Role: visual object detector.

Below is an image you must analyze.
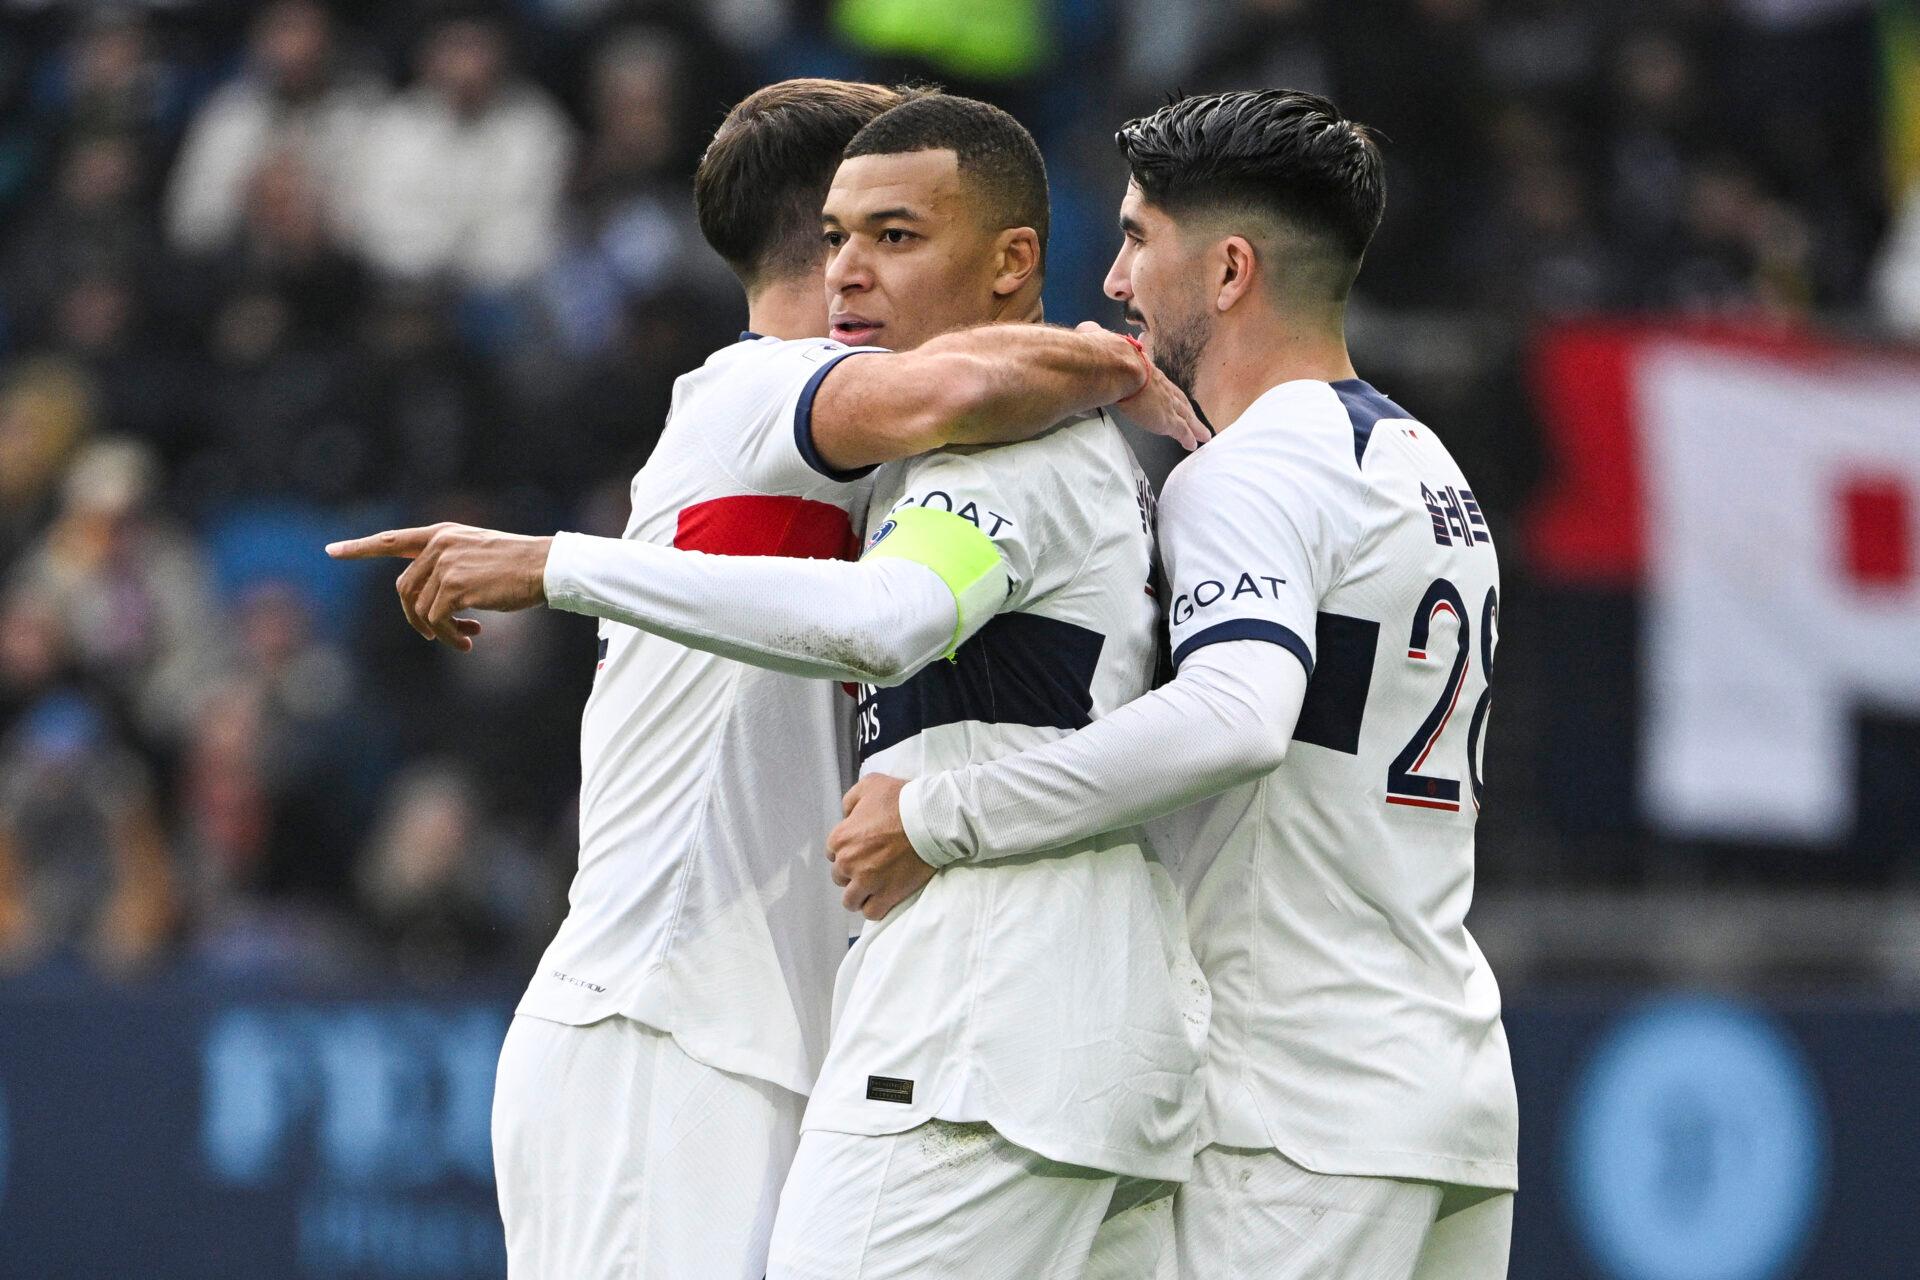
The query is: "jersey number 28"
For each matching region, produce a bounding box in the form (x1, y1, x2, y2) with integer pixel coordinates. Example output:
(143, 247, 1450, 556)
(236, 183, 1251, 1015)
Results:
(1385, 579, 1496, 813)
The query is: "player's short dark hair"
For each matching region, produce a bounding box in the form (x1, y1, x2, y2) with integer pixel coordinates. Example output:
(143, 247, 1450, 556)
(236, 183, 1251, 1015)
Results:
(1117, 90, 1384, 270)
(843, 93, 1050, 258)
(695, 79, 918, 288)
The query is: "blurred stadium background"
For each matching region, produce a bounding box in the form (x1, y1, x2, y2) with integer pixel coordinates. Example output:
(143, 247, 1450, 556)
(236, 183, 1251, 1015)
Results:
(0, 0, 1915, 1276)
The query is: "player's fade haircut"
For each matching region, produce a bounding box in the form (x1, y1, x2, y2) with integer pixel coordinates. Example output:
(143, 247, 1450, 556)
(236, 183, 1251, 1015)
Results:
(696, 79, 919, 289)
(1117, 90, 1384, 286)
(843, 94, 1050, 260)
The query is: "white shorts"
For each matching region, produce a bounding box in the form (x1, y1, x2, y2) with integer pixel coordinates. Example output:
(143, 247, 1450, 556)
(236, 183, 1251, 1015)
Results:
(766, 1121, 1176, 1280)
(492, 1013, 806, 1280)
(1173, 1146, 1512, 1280)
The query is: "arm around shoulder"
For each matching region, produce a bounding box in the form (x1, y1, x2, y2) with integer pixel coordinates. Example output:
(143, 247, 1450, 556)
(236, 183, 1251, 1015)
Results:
(805, 324, 1150, 473)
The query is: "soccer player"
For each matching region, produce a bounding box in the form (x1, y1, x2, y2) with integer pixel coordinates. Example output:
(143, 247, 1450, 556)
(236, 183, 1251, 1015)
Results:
(344, 94, 1210, 1279)
(329, 82, 1203, 1280)
(830, 90, 1521, 1279)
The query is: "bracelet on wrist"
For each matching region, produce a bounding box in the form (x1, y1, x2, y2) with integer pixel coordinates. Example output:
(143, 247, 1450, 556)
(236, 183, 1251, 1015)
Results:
(1121, 334, 1153, 392)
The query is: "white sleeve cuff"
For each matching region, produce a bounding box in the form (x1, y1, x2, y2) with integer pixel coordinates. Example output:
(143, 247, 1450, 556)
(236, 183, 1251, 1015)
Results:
(542, 529, 594, 611)
(900, 775, 966, 869)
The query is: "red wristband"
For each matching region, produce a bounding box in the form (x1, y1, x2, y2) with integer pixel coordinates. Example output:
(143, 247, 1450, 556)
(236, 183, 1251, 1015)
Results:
(1121, 334, 1153, 392)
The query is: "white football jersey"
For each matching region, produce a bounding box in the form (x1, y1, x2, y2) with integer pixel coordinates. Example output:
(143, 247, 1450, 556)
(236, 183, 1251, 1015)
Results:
(1150, 377, 1518, 1191)
(520, 334, 884, 1098)
(803, 414, 1211, 1182)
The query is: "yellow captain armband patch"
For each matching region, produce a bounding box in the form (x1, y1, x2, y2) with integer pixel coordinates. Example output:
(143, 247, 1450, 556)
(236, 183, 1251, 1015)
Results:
(862, 505, 1008, 658)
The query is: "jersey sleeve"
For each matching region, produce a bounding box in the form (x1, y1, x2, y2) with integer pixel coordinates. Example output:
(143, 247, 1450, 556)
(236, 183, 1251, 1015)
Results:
(901, 638, 1309, 867)
(861, 505, 1008, 658)
(874, 429, 1091, 633)
(713, 339, 892, 494)
(1160, 448, 1348, 678)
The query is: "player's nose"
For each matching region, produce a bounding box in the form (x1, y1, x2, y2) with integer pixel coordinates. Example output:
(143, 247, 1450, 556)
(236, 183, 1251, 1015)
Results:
(826, 240, 870, 294)
(1103, 252, 1131, 305)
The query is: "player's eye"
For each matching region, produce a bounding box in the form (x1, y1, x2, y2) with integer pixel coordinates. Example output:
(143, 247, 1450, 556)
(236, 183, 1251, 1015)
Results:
(880, 228, 915, 245)
(823, 230, 845, 248)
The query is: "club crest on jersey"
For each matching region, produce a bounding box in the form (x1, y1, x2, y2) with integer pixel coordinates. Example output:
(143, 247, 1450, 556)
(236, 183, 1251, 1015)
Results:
(1171, 572, 1288, 625)
(866, 519, 898, 552)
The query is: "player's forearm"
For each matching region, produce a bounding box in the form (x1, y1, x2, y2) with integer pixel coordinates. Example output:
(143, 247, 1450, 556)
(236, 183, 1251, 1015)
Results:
(920, 325, 1145, 447)
(812, 325, 1144, 470)
(901, 641, 1308, 866)
(543, 532, 954, 685)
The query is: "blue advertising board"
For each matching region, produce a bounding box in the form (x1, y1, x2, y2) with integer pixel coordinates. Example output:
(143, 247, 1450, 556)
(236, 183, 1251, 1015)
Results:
(0, 982, 1913, 1279)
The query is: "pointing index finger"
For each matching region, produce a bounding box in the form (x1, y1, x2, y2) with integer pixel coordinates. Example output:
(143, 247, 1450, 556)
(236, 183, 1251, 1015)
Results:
(326, 527, 436, 560)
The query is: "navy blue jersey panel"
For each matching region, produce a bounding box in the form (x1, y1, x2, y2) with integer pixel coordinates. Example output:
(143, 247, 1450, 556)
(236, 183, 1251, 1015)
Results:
(857, 612, 1106, 761)
(1291, 610, 1380, 755)
(1330, 378, 1413, 469)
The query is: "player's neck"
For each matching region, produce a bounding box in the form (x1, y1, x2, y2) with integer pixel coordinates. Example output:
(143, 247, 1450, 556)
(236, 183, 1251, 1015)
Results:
(987, 285, 1044, 326)
(1196, 309, 1356, 432)
(745, 277, 830, 342)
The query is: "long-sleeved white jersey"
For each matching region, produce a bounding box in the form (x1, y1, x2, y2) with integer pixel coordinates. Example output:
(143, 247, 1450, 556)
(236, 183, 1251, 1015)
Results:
(520, 334, 881, 1098)
(803, 415, 1209, 1181)
(540, 411, 1211, 1181)
(902, 378, 1519, 1191)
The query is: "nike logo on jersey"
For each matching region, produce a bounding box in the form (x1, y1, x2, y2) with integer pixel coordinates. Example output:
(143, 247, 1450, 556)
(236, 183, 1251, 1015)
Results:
(1170, 572, 1288, 626)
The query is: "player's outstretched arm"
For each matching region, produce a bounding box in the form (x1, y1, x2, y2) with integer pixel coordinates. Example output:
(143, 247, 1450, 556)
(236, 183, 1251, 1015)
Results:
(328, 511, 1009, 685)
(809, 322, 1209, 471)
(536, 509, 1004, 685)
(828, 640, 1309, 913)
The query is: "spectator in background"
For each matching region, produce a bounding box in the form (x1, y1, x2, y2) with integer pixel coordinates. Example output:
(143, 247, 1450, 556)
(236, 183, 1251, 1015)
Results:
(516, 26, 734, 490)
(2, 126, 194, 455)
(351, 281, 504, 496)
(538, 26, 727, 359)
(50, 8, 183, 158)
(352, 8, 574, 290)
(179, 584, 375, 976)
(1664, 157, 1795, 315)
(0, 589, 85, 747)
(3, 132, 154, 343)
(186, 149, 371, 507)
(8, 439, 226, 746)
(0, 690, 177, 977)
(0, 359, 95, 563)
(165, 0, 386, 256)
(357, 760, 549, 982)
(180, 584, 366, 905)
(1463, 106, 1617, 314)
(1602, 29, 1701, 277)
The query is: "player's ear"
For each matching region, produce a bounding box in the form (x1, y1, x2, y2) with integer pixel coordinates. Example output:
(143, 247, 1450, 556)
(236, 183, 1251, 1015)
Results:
(1215, 235, 1257, 313)
(990, 227, 1041, 298)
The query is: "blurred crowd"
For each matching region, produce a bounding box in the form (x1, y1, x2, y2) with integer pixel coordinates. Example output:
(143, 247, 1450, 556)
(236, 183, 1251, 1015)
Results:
(0, 0, 1899, 983)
